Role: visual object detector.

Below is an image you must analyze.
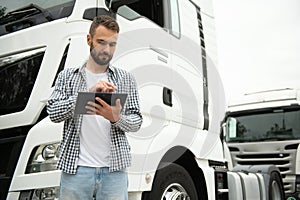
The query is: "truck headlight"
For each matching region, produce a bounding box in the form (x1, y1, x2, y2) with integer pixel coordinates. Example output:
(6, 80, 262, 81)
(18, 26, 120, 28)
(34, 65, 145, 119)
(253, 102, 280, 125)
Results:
(26, 143, 60, 173)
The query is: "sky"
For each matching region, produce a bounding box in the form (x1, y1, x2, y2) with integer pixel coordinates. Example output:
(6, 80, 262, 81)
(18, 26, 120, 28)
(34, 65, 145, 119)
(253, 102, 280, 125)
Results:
(212, 0, 300, 103)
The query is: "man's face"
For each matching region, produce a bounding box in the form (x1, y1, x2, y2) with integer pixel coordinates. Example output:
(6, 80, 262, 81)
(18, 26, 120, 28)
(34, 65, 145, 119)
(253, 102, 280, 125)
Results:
(88, 25, 118, 66)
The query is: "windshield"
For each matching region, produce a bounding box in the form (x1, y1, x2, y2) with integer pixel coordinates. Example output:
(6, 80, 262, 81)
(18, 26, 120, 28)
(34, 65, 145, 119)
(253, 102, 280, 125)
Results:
(1, 0, 76, 13)
(0, 0, 75, 36)
(226, 107, 300, 142)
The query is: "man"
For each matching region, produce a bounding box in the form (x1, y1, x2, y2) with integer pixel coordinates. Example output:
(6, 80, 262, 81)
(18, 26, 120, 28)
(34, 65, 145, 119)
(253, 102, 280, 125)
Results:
(47, 15, 143, 200)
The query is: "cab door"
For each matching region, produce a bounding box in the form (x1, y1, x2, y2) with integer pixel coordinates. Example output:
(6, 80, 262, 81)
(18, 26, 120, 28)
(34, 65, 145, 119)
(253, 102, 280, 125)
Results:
(112, 0, 173, 127)
(170, 0, 205, 129)
(110, 0, 174, 190)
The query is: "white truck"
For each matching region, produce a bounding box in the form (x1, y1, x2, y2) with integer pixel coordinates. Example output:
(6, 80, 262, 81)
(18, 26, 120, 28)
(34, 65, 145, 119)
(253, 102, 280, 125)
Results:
(224, 88, 300, 200)
(0, 0, 285, 199)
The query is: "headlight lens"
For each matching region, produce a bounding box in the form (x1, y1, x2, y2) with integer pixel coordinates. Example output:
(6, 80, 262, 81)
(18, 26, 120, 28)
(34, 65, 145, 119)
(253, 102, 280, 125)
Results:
(26, 143, 60, 173)
(42, 144, 57, 160)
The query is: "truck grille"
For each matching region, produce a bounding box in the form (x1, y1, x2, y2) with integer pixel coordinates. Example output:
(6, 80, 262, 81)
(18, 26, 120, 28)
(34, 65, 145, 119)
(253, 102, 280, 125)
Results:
(228, 141, 299, 193)
(0, 128, 27, 200)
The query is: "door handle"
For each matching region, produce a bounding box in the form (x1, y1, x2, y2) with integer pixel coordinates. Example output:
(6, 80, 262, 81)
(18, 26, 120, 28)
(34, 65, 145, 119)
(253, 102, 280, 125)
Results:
(163, 87, 173, 107)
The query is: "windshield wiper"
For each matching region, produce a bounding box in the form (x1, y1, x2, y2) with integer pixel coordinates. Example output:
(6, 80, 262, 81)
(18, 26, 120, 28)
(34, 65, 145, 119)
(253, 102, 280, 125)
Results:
(0, 4, 53, 25)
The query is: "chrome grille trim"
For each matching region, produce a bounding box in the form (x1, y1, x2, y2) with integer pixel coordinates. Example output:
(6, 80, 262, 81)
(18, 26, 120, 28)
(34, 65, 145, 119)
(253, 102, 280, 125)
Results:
(228, 141, 300, 193)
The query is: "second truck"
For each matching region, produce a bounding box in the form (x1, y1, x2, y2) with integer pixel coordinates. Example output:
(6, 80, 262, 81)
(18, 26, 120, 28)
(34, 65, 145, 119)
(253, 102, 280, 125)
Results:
(224, 88, 300, 200)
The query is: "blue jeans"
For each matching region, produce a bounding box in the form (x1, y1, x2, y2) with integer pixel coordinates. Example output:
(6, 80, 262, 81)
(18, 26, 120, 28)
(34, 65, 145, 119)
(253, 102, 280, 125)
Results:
(60, 166, 128, 200)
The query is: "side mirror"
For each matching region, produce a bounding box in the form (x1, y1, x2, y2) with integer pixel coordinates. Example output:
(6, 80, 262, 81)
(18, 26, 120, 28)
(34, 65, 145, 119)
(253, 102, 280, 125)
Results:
(109, 0, 139, 12)
(225, 117, 237, 141)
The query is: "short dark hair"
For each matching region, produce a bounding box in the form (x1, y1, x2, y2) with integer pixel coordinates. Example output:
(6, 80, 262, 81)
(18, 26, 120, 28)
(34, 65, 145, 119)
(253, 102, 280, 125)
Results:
(89, 15, 119, 37)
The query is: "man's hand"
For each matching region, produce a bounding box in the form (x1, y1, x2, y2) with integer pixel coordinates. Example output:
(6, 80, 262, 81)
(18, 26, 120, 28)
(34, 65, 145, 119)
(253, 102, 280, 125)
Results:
(89, 80, 117, 92)
(85, 97, 122, 122)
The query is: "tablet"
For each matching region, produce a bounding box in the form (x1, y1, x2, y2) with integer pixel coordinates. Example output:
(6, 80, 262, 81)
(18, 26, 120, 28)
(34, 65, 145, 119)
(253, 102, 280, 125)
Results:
(74, 92, 128, 114)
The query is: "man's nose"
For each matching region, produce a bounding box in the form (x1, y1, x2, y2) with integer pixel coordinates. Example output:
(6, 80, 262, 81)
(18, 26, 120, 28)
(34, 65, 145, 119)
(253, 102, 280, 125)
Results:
(102, 43, 112, 51)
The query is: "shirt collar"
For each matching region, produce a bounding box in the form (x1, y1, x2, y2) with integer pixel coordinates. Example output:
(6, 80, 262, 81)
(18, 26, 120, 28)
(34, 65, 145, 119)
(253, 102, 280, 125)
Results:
(75, 63, 116, 77)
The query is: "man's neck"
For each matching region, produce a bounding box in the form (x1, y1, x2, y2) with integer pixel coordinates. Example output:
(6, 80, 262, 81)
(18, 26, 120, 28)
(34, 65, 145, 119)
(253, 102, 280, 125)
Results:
(86, 57, 108, 74)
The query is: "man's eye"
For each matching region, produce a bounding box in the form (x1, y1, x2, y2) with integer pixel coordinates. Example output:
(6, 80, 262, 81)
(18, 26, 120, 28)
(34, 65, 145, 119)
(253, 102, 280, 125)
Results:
(109, 43, 116, 47)
(99, 41, 107, 45)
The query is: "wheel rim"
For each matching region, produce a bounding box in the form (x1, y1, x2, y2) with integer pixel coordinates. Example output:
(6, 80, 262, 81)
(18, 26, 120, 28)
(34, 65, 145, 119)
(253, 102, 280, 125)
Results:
(161, 183, 190, 200)
(271, 180, 281, 200)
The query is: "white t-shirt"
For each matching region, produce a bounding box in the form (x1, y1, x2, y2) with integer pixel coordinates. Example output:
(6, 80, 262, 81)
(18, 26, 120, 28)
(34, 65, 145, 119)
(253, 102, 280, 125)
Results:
(78, 68, 111, 167)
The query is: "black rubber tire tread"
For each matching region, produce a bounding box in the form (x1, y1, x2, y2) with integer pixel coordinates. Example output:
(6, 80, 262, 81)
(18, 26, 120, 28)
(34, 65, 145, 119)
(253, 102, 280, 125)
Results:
(269, 171, 285, 200)
(143, 163, 198, 200)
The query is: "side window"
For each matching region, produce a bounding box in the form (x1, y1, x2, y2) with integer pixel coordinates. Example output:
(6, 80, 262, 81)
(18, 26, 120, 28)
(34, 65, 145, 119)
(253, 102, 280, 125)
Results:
(117, 0, 180, 37)
(169, 0, 180, 37)
(126, 0, 164, 27)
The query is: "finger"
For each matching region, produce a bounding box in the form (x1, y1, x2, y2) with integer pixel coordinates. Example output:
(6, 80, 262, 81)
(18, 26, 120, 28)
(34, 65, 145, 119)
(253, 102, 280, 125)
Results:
(86, 110, 96, 115)
(102, 87, 114, 93)
(111, 99, 121, 122)
(107, 87, 116, 93)
(95, 97, 109, 107)
(95, 81, 110, 92)
(85, 105, 96, 114)
(86, 101, 102, 112)
(86, 101, 98, 107)
(97, 84, 115, 92)
(104, 81, 117, 89)
(113, 99, 122, 113)
(115, 99, 121, 108)
(103, 82, 117, 91)
(85, 103, 103, 115)
(98, 80, 114, 88)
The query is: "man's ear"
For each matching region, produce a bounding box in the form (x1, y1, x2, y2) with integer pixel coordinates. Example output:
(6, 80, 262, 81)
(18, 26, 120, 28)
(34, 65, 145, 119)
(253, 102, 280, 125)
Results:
(87, 34, 92, 46)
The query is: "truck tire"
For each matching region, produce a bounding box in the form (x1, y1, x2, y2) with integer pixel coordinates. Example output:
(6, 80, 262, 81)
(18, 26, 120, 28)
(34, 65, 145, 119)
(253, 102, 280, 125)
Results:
(143, 163, 199, 200)
(269, 172, 285, 200)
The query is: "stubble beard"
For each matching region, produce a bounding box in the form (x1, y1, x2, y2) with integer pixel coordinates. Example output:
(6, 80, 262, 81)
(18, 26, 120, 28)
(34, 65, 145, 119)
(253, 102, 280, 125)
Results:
(90, 42, 113, 66)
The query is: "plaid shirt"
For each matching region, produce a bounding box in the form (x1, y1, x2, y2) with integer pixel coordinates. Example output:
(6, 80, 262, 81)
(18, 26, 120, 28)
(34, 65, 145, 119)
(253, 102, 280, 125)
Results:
(47, 65, 142, 174)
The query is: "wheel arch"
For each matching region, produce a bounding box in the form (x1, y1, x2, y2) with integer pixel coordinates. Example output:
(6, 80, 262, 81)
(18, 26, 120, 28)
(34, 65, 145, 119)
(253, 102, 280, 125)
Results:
(151, 145, 208, 199)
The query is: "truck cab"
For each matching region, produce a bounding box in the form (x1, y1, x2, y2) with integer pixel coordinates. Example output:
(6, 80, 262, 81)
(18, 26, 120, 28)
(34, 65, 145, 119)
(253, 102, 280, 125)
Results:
(0, 0, 226, 199)
(224, 88, 300, 199)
